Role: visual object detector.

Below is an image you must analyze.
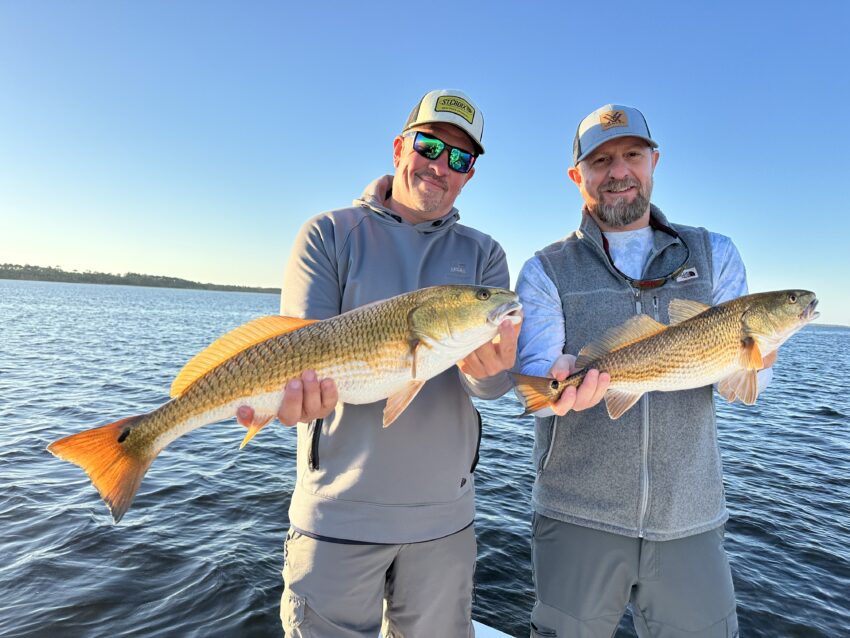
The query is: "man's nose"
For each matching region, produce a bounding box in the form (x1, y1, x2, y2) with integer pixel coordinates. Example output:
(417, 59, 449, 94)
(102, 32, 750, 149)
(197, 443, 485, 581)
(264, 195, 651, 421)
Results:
(428, 152, 451, 175)
(607, 156, 631, 179)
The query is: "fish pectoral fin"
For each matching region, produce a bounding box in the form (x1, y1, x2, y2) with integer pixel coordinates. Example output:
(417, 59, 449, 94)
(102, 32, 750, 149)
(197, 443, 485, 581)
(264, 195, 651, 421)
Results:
(383, 380, 426, 427)
(171, 315, 319, 398)
(576, 315, 666, 369)
(510, 373, 561, 415)
(604, 390, 643, 420)
(739, 337, 764, 370)
(717, 370, 759, 405)
(667, 299, 711, 325)
(408, 339, 425, 379)
(239, 414, 274, 449)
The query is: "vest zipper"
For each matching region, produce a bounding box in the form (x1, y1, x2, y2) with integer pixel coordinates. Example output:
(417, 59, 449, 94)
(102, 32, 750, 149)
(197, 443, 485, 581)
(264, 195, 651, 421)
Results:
(637, 392, 651, 537)
(632, 290, 654, 537)
(635, 295, 661, 536)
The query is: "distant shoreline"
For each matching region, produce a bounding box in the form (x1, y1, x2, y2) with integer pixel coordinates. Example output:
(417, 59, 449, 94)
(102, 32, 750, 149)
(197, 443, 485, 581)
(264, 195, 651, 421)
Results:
(0, 264, 280, 295)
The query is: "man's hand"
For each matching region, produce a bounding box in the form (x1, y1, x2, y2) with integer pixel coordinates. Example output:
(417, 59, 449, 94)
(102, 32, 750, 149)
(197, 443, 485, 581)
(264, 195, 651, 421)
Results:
(236, 370, 338, 428)
(548, 354, 610, 416)
(457, 319, 521, 379)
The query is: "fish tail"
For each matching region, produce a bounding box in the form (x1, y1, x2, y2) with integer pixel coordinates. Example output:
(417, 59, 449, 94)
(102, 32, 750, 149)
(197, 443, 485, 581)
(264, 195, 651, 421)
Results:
(511, 373, 569, 415)
(47, 415, 155, 523)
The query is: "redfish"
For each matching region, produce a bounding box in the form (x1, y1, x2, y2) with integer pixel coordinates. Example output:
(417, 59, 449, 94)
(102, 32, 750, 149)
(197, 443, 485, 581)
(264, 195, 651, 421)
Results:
(49, 285, 522, 522)
(513, 290, 818, 419)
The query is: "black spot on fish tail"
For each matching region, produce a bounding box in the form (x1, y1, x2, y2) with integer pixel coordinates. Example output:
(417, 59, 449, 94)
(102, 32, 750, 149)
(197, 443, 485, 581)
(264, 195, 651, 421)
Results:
(117, 428, 131, 443)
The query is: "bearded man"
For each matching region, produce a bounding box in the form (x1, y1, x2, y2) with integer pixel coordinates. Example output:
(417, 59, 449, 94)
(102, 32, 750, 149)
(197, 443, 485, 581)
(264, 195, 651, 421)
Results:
(516, 104, 774, 637)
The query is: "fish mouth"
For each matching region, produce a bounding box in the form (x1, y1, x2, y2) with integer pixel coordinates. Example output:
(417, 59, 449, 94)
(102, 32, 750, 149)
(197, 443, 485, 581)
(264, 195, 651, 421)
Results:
(489, 301, 523, 326)
(801, 298, 819, 322)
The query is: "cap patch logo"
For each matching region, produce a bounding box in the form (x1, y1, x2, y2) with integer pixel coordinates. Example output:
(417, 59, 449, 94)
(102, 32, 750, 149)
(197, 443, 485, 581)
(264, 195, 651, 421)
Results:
(600, 110, 628, 130)
(435, 96, 475, 124)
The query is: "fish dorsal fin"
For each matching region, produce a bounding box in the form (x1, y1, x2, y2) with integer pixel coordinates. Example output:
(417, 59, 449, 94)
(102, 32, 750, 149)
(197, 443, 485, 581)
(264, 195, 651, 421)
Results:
(576, 315, 667, 369)
(668, 299, 711, 325)
(383, 380, 426, 427)
(170, 316, 318, 397)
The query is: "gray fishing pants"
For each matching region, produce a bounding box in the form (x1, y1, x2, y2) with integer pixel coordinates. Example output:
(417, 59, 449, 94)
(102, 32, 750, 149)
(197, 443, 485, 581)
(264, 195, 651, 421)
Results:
(280, 525, 476, 638)
(530, 515, 738, 638)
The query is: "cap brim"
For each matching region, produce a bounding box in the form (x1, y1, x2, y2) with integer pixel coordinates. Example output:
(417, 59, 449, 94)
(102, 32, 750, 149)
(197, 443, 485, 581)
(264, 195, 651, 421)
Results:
(575, 133, 657, 164)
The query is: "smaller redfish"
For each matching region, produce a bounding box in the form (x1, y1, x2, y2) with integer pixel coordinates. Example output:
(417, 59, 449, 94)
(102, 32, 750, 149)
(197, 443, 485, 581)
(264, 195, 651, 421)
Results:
(512, 290, 818, 419)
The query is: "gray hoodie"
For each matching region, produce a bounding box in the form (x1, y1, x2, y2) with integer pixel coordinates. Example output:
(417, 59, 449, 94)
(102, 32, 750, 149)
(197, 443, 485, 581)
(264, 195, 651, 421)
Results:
(283, 175, 511, 544)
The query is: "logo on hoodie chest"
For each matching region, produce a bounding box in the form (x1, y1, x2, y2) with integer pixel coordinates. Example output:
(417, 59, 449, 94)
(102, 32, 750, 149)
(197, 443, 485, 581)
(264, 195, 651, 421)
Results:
(449, 262, 467, 277)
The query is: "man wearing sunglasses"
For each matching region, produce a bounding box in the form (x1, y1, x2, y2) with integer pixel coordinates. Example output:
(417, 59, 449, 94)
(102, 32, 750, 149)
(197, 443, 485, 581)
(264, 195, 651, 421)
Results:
(237, 89, 517, 637)
(516, 104, 774, 637)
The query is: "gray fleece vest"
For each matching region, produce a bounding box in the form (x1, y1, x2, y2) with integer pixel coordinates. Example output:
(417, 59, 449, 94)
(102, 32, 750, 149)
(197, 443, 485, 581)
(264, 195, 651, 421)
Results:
(534, 206, 727, 541)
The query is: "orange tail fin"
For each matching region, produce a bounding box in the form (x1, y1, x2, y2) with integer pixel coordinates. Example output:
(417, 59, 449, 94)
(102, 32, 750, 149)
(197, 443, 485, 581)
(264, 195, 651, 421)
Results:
(47, 416, 155, 523)
(510, 373, 563, 415)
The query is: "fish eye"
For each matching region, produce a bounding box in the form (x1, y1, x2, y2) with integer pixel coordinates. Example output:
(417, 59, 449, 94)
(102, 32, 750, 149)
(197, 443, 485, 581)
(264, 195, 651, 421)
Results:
(476, 289, 491, 301)
(788, 294, 797, 303)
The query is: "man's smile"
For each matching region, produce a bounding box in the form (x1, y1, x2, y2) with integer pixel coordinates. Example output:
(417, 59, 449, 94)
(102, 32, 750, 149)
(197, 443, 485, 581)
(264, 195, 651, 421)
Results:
(415, 171, 448, 191)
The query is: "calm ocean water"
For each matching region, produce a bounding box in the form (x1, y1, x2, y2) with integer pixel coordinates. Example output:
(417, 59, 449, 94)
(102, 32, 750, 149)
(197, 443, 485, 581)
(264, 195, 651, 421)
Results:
(1, 279, 848, 637)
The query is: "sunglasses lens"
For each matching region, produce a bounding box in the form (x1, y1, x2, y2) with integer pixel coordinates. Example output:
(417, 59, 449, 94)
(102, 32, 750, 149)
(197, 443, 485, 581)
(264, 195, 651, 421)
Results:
(410, 132, 475, 173)
(413, 133, 444, 160)
(448, 147, 473, 173)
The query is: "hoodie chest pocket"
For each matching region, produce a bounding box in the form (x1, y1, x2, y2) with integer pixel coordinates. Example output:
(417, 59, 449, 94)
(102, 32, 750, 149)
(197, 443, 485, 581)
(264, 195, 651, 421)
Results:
(308, 418, 323, 470)
(469, 409, 482, 473)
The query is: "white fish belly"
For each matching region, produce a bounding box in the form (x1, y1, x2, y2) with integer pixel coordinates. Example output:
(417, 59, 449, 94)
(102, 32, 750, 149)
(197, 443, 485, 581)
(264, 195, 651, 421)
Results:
(613, 358, 742, 394)
(318, 346, 469, 405)
(152, 391, 284, 453)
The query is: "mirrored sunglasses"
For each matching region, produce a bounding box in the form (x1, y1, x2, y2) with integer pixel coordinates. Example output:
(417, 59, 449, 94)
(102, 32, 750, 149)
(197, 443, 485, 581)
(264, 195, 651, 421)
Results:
(404, 131, 477, 174)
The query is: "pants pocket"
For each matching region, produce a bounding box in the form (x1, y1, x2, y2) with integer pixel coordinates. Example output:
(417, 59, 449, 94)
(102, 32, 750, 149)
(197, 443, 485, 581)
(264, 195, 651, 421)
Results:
(281, 591, 306, 632)
(530, 601, 560, 637)
(530, 622, 558, 637)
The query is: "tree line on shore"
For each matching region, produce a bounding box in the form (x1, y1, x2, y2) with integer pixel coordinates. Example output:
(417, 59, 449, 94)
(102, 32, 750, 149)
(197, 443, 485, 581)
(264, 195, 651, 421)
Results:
(0, 263, 279, 294)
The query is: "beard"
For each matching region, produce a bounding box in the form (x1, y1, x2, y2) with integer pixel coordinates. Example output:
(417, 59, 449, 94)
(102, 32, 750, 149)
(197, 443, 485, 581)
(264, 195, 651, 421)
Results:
(589, 176, 653, 227)
(411, 171, 449, 213)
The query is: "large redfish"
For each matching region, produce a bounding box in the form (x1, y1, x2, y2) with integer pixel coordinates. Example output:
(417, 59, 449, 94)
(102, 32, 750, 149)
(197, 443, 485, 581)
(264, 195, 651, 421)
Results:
(48, 285, 522, 522)
(512, 290, 818, 419)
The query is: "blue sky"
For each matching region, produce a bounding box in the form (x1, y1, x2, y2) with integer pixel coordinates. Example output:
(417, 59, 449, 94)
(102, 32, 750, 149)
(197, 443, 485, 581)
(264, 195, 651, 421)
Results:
(1, 2, 848, 325)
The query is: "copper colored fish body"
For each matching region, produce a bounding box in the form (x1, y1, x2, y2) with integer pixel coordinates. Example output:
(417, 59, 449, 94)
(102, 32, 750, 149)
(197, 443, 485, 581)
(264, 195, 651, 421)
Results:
(48, 285, 522, 522)
(512, 290, 818, 420)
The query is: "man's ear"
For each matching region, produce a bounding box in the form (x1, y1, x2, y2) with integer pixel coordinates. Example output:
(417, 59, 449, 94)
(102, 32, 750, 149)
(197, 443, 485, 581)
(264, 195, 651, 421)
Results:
(651, 149, 660, 171)
(392, 135, 404, 168)
(567, 165, 582, 187)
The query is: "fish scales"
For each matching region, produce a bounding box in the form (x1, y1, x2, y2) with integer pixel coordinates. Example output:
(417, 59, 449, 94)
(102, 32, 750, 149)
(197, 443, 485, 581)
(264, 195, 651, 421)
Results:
(598, 307, 744, 390)
(120, 297, 418, 456)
